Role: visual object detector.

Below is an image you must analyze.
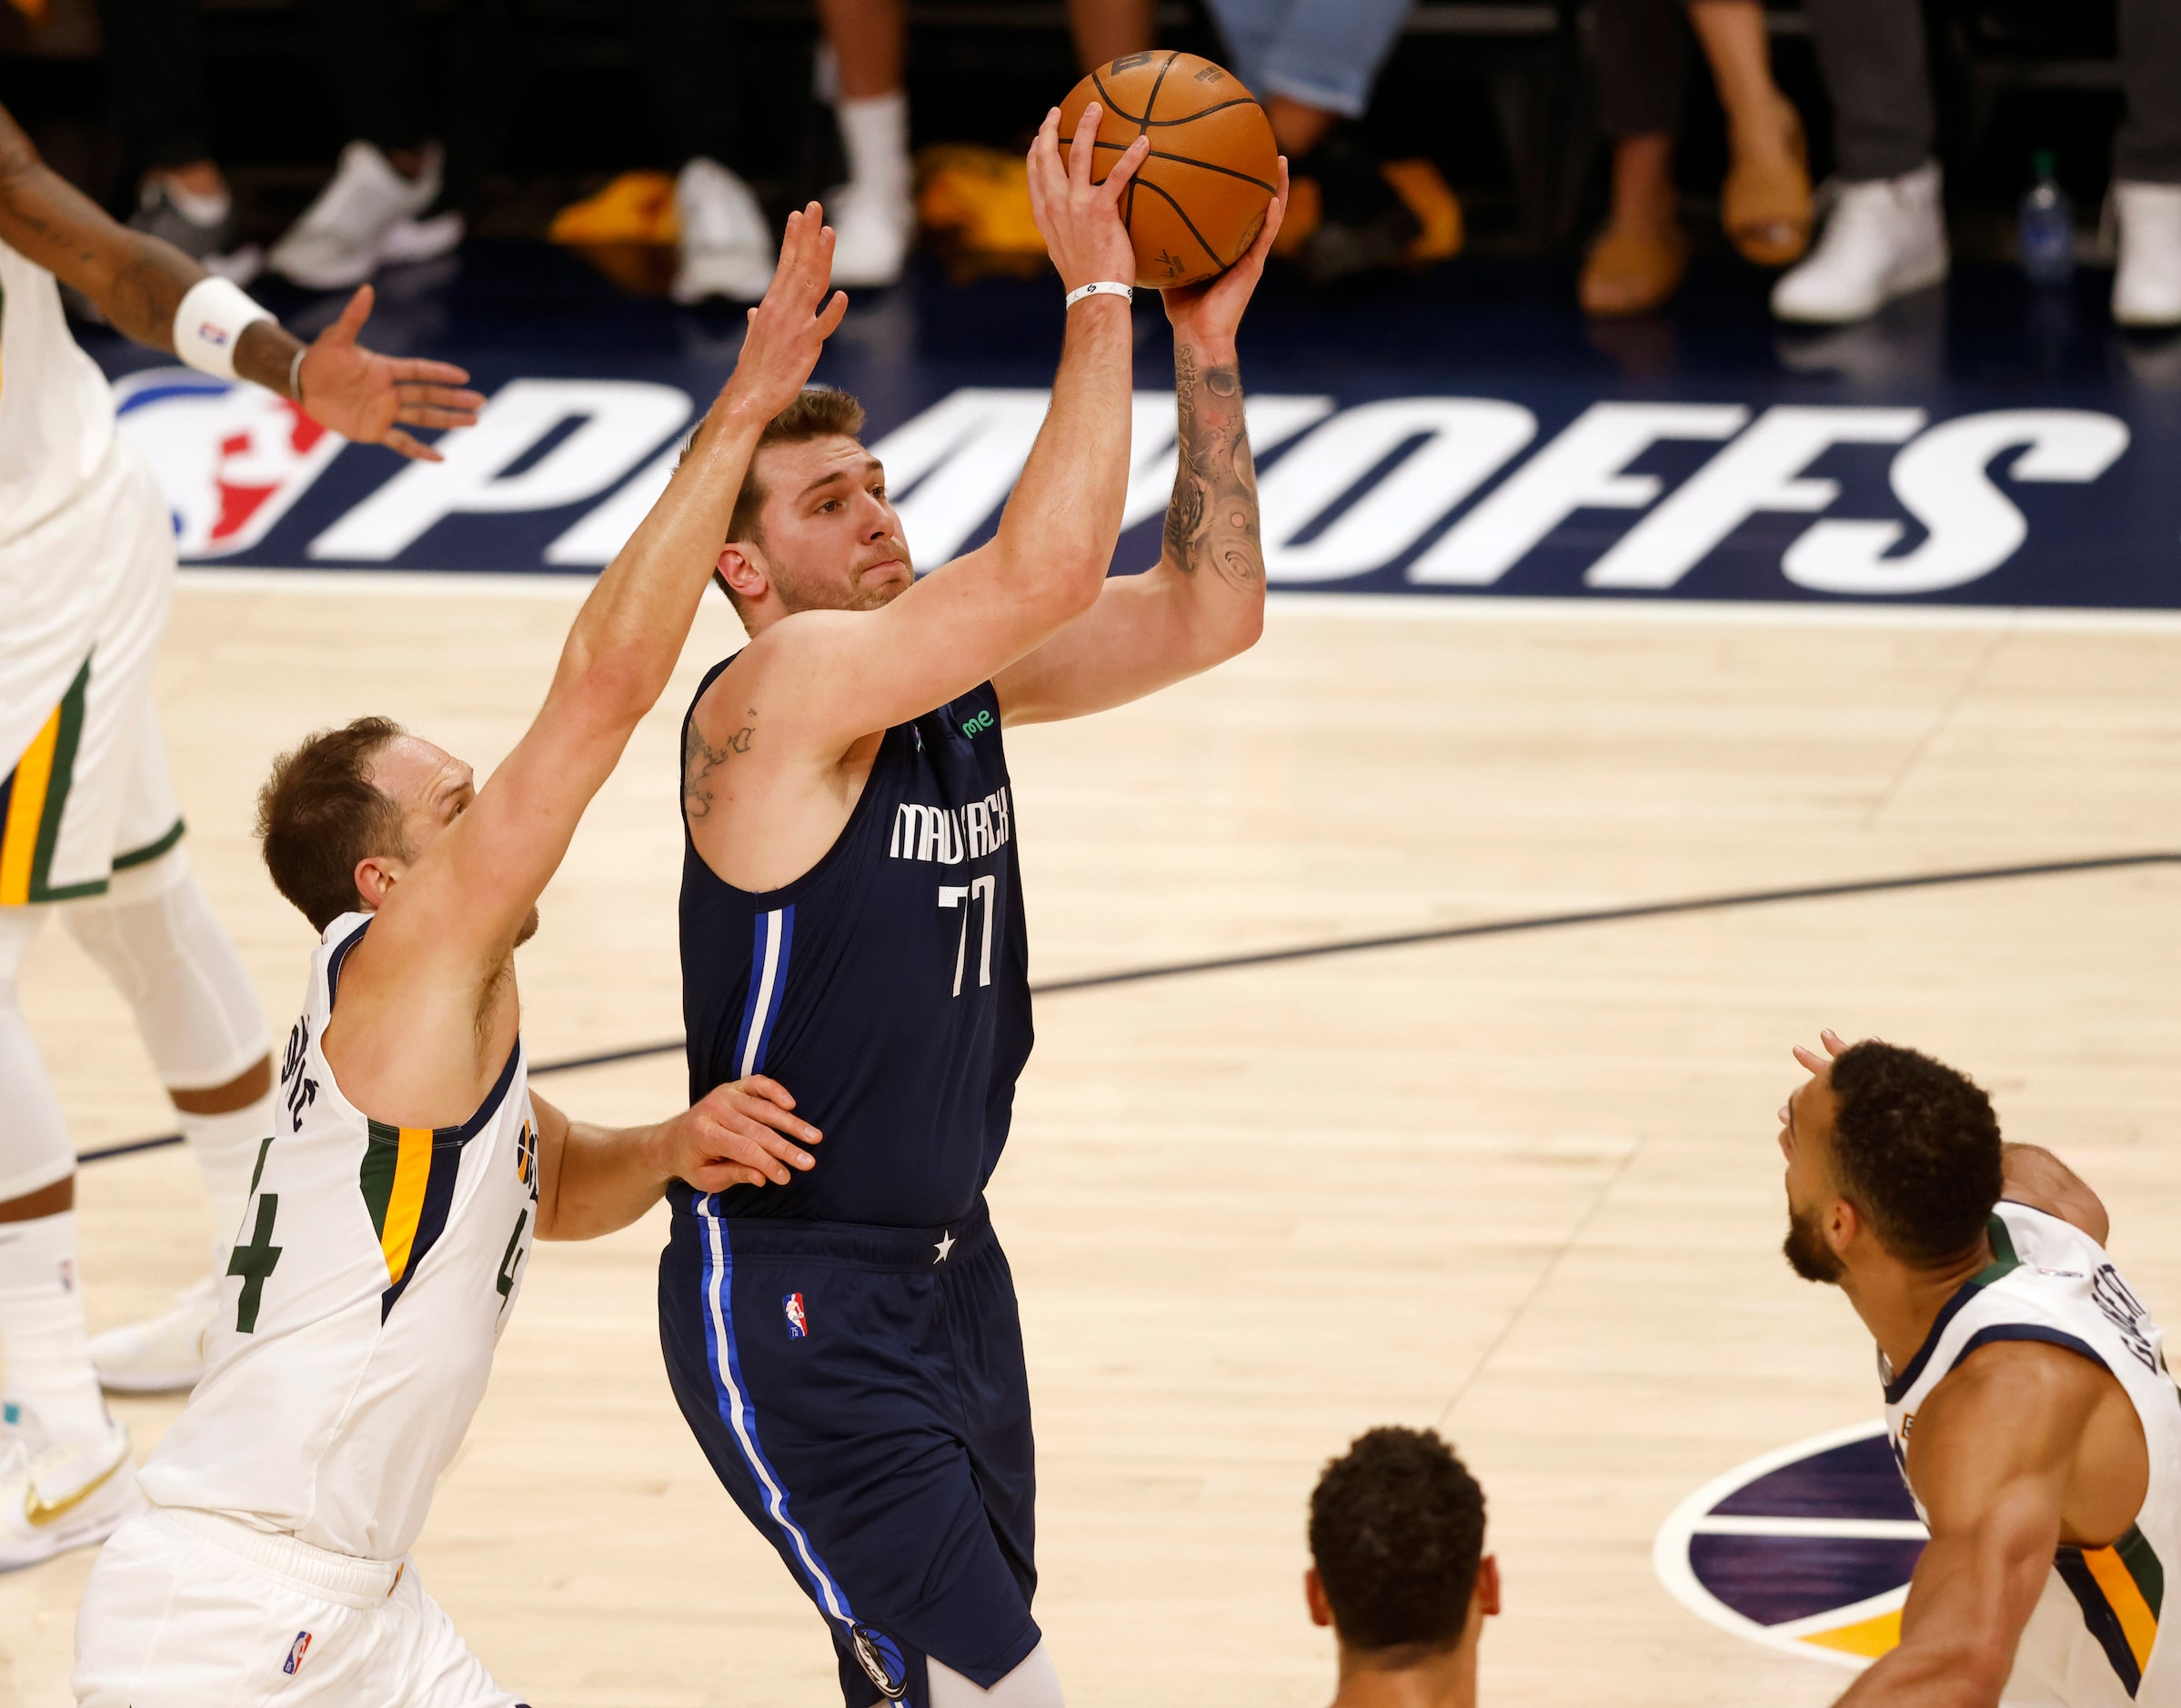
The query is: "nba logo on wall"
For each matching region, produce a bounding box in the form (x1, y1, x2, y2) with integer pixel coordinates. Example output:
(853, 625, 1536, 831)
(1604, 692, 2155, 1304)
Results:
(113, 367, 343, 559)
(1654, 1422, 1926, 1666)
(284, 1631, 312, 1675)
(783, 1293, 808, 1340)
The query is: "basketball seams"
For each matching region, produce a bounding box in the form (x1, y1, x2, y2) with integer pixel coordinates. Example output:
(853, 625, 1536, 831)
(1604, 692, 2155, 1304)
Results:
(1085, 140, 1278, 196)
(1128, 176, 1223, 275)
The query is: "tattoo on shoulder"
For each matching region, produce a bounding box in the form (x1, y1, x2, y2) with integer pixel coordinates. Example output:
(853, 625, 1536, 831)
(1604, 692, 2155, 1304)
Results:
(1163, 347, 1263, 593)
(683, 708, 756, 820)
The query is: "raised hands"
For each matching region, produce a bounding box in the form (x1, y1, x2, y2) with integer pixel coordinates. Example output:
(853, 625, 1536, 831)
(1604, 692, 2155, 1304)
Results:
(1164, 156, 1289, 345)
(293, 285, 485, 463)
(654, 1075, 823, 1194)
(1028, 102, 1149, 295)
(724, 204, 850, 421)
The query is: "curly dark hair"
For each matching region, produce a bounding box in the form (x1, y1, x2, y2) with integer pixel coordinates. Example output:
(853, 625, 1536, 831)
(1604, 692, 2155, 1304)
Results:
(1826, 1041, 2002, 1266)
(1308, 1427, 1486, 1656)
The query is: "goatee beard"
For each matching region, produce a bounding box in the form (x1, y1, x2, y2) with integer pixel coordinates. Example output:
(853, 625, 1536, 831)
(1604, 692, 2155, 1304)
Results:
(1784, 1201, 1845, 1284)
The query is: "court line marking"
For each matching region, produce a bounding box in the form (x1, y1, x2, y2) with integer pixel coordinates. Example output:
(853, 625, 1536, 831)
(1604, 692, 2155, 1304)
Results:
(76, 849, 2180, 1167)
(175, 569, 2181, 633)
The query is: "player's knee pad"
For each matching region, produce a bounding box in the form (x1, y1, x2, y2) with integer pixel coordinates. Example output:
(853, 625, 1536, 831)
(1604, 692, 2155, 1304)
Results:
(926, 1643, 1064, 1708)
(60, 847, 268, 1091)
(0, 905, 74, 1201)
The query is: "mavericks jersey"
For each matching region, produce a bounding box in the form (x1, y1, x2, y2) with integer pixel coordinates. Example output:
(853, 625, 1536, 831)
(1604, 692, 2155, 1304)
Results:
(1883, 1201, 2181, 1706)
(0, 237, 116, 543)
(678, 669, 1031, 1228)
(141, 913, 539, 1562)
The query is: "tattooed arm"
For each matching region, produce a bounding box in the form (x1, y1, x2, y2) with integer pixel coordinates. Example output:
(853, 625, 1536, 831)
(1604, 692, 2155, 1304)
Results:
(0, 100, 477, 461)
(992, 161, 1287, 727)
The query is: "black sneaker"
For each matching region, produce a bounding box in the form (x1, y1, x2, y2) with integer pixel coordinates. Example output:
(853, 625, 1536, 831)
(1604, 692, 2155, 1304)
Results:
(1296, 127, 1421, 289)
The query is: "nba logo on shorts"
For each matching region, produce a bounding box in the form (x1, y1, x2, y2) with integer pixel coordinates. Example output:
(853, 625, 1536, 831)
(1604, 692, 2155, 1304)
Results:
(284, 1632, 312, 1675)
(783, 1293, 808, 1340)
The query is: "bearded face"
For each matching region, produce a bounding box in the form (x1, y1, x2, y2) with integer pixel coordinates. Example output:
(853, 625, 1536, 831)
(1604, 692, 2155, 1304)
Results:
(1783, 1198, 1845, 1284)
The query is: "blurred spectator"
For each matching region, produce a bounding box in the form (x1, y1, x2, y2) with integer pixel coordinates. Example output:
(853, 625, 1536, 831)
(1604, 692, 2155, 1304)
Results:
(96, 0, 258, 279)
(1305, 1427, 1499, 1708)
(1775, 0, 2181, 327)
(551, 0, 912, 301)
(1582, 0, 1810, 316)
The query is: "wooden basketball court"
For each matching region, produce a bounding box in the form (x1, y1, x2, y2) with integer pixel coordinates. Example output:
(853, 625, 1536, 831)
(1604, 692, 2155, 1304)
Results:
(4, 576, 2178, 1706)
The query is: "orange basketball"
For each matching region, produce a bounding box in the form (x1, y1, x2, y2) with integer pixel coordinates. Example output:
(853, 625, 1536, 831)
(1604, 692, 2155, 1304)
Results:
(1059, 52, 1278, 290)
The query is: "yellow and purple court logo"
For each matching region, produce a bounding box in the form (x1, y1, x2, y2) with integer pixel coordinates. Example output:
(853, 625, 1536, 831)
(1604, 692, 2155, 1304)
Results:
(1654, 1422, 1926, 1667)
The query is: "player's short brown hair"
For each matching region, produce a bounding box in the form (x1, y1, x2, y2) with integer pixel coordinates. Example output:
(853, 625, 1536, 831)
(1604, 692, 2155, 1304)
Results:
(1825, 1041, 2003, 1266)
(256, 716, 410, 932)
(1309, 1427, 1487, 1659)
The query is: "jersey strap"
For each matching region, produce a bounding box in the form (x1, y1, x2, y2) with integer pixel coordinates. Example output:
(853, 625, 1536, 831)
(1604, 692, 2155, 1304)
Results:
(1883, 1211, 2026, 1403)
(2055, 1523, 2165, 1698)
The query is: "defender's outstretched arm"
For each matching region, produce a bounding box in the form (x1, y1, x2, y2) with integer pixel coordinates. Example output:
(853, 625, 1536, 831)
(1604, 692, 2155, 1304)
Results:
(365, 211, 849, 995)
(0, 102, 480, 462)
(706, 105, 1152, 761)
(992, 160, 1287, 726)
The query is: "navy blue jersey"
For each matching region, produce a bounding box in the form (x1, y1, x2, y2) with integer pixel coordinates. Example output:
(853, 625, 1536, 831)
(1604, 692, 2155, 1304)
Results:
(677, 662, 1032, 1227)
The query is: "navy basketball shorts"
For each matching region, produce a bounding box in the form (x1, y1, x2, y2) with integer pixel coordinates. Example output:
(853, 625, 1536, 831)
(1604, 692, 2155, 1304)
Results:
(658, 1195, 1040, 1708)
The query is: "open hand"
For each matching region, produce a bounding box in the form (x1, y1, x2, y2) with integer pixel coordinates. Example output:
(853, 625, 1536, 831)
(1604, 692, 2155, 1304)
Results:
(1163, 156, 1288, 345)
(656, 1074, 822, 1192)
(723, 204, 849, 422)
(1792, 1028, 1864, 1077)
(294, 285, 484, 462)
(1029, 102, 1149, 294)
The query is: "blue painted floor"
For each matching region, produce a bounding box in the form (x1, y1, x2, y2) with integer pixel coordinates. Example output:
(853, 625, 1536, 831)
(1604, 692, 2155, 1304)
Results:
(89, 244, 2181, 608)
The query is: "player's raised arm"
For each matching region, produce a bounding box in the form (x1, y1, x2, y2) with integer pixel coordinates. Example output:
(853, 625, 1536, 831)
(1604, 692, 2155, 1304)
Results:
(0, 101, 480, 462)
(327, 214, 848, 1119)
(1834, 1346, 2106, 1708)
(991, 159, 1287, 726)
(702, 105, 1151, 760)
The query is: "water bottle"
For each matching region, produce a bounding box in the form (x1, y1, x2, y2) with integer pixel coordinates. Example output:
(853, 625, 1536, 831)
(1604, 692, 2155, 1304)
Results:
(2019, 151, 2075, 286)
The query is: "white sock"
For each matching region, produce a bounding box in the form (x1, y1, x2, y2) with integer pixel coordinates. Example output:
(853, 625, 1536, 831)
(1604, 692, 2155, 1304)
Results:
(179, 1094, 274, 1269)
(0, 1211, 107, 1436)
(837, 90, 910, 196)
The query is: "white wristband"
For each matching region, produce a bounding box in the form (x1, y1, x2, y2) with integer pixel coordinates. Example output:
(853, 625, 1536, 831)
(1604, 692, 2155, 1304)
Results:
(173, 276, 275, 381)
(1064, 280, 1133, 309)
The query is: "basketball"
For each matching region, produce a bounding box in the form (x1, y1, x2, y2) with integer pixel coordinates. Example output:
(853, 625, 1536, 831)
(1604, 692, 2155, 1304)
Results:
(1059, 51, 1279, 289)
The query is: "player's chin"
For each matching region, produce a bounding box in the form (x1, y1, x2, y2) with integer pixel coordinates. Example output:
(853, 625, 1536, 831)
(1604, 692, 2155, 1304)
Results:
(852, 559, 913, 608)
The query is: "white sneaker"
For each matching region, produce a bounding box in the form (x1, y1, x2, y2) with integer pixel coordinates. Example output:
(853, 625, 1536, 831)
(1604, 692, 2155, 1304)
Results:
(672, 158, 778, 305)
(0, 1402, 144, 1571)
(2112, 180, 2181, 328)
(90, 1274, 219, 1395)
(1772, 161, 1949, 325)
(270, 140, 447, 290)
(825, 177, 913, 288)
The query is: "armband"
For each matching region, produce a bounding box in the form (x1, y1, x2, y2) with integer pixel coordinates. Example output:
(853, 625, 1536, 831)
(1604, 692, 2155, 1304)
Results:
(172, 276, 276, 381)
(1064, 280, 1134, 309)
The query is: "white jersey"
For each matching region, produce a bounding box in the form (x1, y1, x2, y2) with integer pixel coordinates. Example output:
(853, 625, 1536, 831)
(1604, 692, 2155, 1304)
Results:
(0, 237, 116, 545)
(141, 912, 540, 1561)
(1884, 1201, 2181, 1707)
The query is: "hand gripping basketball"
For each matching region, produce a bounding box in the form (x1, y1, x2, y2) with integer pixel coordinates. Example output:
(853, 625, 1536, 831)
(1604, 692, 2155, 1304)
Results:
(1028, 102, 1150, 298)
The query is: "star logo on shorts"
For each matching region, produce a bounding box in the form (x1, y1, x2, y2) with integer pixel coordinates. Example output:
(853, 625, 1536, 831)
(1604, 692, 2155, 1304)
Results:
(934, 1230, 955, 1264)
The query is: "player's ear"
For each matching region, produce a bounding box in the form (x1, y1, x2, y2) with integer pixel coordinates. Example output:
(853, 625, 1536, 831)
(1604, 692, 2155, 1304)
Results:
(1303, 1567, 1332, 1628)
(718, 543, 768, 604)
(1476, 1553, 1502, 1617)
(354, 852, 403, 912)
(1827, 1195, 1860, 1258)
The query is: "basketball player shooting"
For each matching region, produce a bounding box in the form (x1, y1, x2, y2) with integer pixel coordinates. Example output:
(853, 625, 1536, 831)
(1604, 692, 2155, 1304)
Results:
(70, 212, 845, 1706)
(664, 105, 1285, 1708)
(0, 99, 481, 1572)
(1779, 1031, 2177, 1708)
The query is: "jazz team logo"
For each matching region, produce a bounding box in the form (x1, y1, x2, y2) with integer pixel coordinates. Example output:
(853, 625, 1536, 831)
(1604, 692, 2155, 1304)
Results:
(783, 1293, 808, 1340)
(113, 367, 343, 559)
(1654, 1422, 1926, 1668)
